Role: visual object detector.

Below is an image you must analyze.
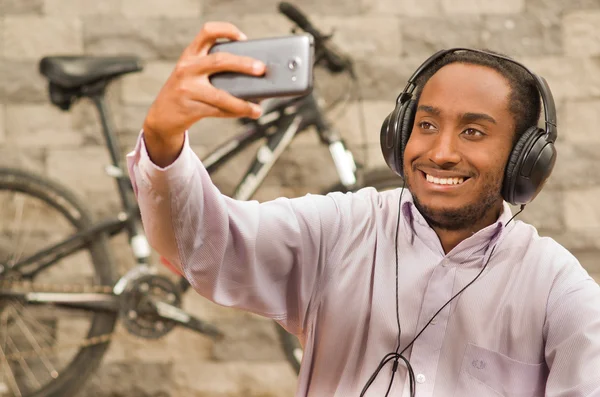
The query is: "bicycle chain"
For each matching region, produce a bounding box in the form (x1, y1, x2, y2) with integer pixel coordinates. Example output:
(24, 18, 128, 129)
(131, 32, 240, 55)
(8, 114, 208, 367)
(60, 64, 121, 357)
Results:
(0, 280, 117, 362)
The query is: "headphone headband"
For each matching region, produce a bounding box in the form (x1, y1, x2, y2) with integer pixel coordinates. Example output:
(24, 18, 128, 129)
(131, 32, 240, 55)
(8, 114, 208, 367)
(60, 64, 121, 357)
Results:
(396, 48, 557, 143)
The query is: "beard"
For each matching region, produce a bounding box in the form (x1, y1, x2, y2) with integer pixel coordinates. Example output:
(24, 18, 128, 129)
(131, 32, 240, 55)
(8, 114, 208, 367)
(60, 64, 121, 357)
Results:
(405, 168, 504, 231)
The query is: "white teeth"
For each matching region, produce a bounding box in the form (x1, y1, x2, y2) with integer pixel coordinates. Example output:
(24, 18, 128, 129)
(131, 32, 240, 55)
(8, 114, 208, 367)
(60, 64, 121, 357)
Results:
(425, 173, 465, 185)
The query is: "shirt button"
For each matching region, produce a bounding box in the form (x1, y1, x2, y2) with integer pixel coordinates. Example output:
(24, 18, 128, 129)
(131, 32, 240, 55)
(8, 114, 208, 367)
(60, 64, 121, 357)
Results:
(430, 317, 437, 325)
(416, 374, 426, 384)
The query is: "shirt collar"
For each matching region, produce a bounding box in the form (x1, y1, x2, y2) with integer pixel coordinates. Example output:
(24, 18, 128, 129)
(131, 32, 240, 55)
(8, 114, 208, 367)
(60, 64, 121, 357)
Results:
(399, 189, 514, 266)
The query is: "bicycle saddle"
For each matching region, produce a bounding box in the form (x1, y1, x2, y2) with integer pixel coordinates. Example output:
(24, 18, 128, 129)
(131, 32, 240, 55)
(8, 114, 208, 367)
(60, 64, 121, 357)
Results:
(39, 55, 144, 89)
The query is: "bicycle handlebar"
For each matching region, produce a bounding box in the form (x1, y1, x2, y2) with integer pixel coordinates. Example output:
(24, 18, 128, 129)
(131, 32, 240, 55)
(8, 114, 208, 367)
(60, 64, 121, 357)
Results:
(278, 1, 353, 74)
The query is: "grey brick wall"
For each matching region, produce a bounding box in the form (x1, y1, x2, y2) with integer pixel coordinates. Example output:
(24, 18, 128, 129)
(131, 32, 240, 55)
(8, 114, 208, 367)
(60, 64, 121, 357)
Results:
(1, 0, 599, 395)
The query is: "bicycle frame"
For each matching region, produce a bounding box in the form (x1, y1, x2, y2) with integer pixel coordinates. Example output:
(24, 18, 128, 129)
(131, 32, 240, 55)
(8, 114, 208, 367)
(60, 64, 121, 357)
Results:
(204, 94, 359, 201)
(7, 88, 360, 297)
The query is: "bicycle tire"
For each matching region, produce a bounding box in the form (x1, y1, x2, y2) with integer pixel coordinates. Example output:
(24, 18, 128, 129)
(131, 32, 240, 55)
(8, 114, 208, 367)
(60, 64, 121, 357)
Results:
(277, 167, 404, 374)
(0, 167, 118, 397)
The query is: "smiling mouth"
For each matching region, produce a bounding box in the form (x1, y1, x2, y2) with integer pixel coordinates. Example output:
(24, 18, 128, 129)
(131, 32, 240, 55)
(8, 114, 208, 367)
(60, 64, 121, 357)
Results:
(422, 171, 470, 186)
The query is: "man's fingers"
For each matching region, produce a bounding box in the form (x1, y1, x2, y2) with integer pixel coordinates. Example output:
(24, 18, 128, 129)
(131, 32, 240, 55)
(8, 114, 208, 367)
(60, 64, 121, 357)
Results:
(180, 79, 261, 118)
(187, 52, 266, 76)
(189, 21, 248, 55)
(191, 100, 261, 120)
(203, 86, 262, 118)
(199, 105, 239, 119)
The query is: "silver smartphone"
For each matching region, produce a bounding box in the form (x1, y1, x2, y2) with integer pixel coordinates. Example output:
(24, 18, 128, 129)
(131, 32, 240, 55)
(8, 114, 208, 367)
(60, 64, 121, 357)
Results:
(208, 34, 314, 100)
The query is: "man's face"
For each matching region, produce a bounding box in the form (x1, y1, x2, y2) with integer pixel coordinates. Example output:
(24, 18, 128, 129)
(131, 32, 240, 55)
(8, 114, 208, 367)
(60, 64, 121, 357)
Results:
(403, 62, 515, 231)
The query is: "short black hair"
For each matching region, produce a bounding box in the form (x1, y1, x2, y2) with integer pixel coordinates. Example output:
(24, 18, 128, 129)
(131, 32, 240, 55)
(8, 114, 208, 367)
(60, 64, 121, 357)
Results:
(414, 49, 542, 143)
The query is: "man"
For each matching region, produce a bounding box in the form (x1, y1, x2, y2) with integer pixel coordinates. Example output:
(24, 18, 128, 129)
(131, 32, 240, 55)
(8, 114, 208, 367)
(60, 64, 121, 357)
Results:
(127, 22, 600, 396)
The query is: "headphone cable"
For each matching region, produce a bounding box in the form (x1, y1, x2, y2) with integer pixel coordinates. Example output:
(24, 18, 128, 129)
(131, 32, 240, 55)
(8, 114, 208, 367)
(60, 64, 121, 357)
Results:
(360, 195, 526, 396)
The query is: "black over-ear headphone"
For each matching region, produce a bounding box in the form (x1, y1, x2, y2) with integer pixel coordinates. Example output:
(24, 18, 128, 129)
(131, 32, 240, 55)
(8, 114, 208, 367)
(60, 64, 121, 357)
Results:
(380, 48, 558, 206)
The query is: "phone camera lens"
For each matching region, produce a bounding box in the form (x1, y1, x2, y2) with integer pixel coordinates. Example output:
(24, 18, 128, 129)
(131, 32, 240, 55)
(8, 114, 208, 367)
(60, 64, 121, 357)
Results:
(288, 57, 301, 70)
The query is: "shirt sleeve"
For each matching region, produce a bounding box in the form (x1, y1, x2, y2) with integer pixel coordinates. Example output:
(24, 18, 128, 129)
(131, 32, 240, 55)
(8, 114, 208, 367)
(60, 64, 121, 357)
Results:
(544, 261, 600, 397)
(125, 131, 357, 335)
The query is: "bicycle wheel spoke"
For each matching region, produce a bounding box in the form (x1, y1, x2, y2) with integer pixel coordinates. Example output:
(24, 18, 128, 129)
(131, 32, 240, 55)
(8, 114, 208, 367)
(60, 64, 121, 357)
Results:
(0, 308, 20, 397)
(0, 168, 119, 397)
(6, 335, 41, 389)
(0, 338, 22, 397)
(11, 301, 55, 346)
(8, 194, 27, 267)
(11, 307, 59, 379)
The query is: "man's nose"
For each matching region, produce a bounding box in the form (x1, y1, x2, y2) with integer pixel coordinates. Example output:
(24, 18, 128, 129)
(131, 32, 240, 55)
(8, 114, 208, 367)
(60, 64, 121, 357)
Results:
(428, 129, 461, 168)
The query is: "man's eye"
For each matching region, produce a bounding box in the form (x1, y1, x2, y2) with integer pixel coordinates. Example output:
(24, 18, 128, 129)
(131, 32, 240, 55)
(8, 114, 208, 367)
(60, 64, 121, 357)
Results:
(418, 122, 435, 130)
(463, 128, 484, 137)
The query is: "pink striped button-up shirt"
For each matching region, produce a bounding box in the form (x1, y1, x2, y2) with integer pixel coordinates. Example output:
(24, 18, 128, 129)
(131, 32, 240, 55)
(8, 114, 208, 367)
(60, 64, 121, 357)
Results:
(127, 131, 600, 396)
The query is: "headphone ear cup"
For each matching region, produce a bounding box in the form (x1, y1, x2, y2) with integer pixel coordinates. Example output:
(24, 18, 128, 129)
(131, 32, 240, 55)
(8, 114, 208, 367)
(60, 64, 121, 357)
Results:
(380, 102, 406, 176)
(503, 126, 556, 205)
(397, 99, 417, 178)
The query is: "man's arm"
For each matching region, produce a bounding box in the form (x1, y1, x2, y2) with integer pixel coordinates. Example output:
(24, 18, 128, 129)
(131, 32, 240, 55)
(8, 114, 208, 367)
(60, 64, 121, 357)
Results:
(544, 264, 600, 396)
(127, 130, 348, 335)
(125, 22, 365, 334)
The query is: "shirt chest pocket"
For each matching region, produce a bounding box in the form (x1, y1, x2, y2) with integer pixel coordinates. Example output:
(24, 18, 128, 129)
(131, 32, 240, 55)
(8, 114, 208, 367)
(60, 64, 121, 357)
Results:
(454, 343, 547, 397)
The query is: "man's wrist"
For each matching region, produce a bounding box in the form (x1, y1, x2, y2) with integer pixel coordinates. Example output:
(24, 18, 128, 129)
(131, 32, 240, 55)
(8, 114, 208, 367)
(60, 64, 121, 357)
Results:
(142, 125, 186, 168)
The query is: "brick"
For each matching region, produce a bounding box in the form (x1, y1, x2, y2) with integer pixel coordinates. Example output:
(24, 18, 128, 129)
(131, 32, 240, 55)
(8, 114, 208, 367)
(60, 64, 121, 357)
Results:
(84, 16, 200, 60)
(352, 56, 425, 101)
(545, 142, 600, 190)
(78, 362, 175, 397)
(508, 188, 564, 230)
(310, 16, 402, 59)
(525, 0, 600, 25)
(2, 17, 83, 60)
(0, 60, 47, 103)
(519, 56, 600, 100)
(0, 105, 4, 144)
(187, 116, 239, 146)
(402, 16, 481, 57)
(0, 147, 45, 173)
(70, 100, 110, 143)
(362, 144, 390, 170)
(482, 14, 562, 56)
(121, 0, 201, 18)
(563, 11, 600, 56)
(563, 99, 600, 144)
(204, 0, 361, 17)
(210, 14, 295, 40)
(361, 0, 441, 16)
(46, 147, 118, 196)
(115, 104, 150, 137)
(543, 228, 600, 252)
(5, 104, 83, 148)
(44, 0, 119, 15)
(442, 0, 524, 14)
(280, 0, 363, 15)
(212, 313, 287, 361)
(564, 187, 600, 230)
(0, 0, 43, 15)
(172, 361, 297, 396)
(252, 184, 306, 202)
(268, 143, 343, 189)
(102, 324, 213, 365)
(121, 61, 174, 104)
(570, 250, 600, 274)
(329, 100, 395, 147)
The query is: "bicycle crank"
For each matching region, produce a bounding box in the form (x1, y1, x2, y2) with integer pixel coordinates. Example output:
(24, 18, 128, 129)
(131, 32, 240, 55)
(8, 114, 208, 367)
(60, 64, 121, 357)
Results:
(120, 274, 223, 340)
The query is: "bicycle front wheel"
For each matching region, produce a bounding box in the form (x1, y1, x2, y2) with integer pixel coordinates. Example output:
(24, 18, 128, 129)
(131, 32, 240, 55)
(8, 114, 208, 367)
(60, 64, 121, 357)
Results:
(0, 167, 118, 397)
(277, 167, 404, 374)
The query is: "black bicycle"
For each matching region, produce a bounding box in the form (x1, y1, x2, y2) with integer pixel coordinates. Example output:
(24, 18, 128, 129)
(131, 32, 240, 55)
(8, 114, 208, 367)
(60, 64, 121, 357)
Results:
(0, 3, 402, 396)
